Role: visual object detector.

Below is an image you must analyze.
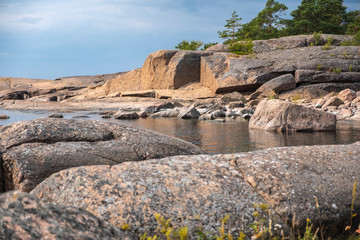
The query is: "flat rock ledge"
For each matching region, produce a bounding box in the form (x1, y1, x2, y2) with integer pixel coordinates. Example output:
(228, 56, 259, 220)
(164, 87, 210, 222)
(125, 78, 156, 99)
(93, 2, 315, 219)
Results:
(0, 119, 202, 192)
(31, 142, 360, 239)
(0, 191, 133, 239)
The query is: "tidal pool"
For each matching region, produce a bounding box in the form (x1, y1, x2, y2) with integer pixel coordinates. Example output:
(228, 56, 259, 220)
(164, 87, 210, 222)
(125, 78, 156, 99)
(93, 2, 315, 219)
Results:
(1, 108, 360, 154)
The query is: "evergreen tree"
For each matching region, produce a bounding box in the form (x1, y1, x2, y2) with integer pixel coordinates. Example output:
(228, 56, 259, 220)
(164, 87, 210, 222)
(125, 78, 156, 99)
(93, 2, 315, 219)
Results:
(289, 0, 347, 34)
(218, 11, 242, 42)
(255, 0, 288, 36)
(237, 0, 288, 40)
(344, 10, 360, 34)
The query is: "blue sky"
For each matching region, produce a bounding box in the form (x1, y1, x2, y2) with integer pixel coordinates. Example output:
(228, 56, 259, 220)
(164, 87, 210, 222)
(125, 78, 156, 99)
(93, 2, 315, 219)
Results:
(0, 0, 359, 79)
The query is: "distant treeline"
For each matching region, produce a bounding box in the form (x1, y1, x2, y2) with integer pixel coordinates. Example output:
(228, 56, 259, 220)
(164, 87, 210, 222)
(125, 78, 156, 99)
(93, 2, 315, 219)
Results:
(219, 0, 359, 42)
(175, 0, 359, 50)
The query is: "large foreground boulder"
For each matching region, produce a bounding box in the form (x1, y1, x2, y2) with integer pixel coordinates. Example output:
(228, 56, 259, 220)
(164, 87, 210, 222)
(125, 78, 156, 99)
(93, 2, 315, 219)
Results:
(31, 142, 360, 239)
(249, 99, 336, 132)
(0, 191, 132, 239)
(0, 119, 202, 192)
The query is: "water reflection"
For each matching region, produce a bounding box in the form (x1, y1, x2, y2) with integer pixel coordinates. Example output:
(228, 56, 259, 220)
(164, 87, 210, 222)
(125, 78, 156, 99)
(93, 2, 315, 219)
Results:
(1, 108, 360, 154)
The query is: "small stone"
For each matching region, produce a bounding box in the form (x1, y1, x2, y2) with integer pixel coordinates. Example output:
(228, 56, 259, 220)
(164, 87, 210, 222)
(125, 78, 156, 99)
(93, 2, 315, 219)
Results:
(114, 111, 139, 120)
(48, 113, 64, 118)
(0, 114, 10, 119)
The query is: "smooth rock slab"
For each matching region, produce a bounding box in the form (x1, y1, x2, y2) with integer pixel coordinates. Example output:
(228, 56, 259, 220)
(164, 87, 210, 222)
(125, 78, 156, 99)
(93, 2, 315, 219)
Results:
(0, 191, 132, 239)
(31, 142, 360, 239)
(31, 155, 268, 238)
(249, 99, 336, 132)
(0, 119, 202, 192)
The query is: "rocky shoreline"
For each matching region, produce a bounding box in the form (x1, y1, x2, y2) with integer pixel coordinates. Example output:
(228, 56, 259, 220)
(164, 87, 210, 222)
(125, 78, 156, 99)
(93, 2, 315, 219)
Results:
(1, 34, 360, 239)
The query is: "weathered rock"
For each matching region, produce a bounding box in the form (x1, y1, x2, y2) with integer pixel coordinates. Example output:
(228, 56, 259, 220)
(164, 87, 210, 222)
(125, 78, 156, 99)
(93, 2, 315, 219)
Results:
(0, 119, 202, 192)
(141, 50, 210, 90)
(205, 43, 230, 52)
(199, 113, 215, 120)
(256, 74, 296, 93)
(211, 110, 226, 118)
(336, 109, 353, 120)
(138, 111, 148, 118)
(0, 89, 30, 100)
(201, 46, 360, 93)
(338, 88, 357, 102)
(249, 99, 336, 132)
(315, 98, 326, 108)
(322, 96, 344, 109)
(0, 115, 9, 119)
(177, 105, 201, 119)
(0, 191, 132, 239)
(158, 101, 175, 110)
(295, 70, 360, 84)
(150, 109, 179, 118)
(31, 142, 360, 239)
(114, 111, 140, 120)
(228, 101, 245, 109)
(218, 92, 247, 105)
(48, 113, 64, 118)
(279, 82, 360, 101)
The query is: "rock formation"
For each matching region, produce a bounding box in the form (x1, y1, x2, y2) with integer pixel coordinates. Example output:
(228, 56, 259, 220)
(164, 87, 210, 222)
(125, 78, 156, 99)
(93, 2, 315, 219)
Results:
(31, 142, 360, 239)
(0, 119, 202, 192)
(0, 191, 133, 239)
(249, 99, 336, 132)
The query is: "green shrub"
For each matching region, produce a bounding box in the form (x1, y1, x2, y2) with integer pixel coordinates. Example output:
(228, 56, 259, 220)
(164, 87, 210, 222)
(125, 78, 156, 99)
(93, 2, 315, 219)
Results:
(228, 39, 254, 55)
(323, 37, 333, 50)
(333, 68, 341, 74)
(313, 31, 322, 46)
(202, 42, 218, 50)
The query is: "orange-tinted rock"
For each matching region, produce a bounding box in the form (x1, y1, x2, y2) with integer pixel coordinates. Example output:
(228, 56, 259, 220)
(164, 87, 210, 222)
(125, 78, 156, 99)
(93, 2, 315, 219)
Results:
(0, 119, 202, 192)
(249, 99, 336, 132)
(0, 191, 132, 239)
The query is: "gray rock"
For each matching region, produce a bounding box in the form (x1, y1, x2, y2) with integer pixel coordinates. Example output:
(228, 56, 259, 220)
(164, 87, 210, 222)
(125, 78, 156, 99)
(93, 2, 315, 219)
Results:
(249, 99, 336, 132)
(0, 119, 202, 192)
(228, 101, 245, 109)
(177, 105, 201, 119)
(201, 46, 360, 93)
(31, 142, 360, 239)
(150, 109, 179, 118)
(212, 110, 226, 118)
(48, 113, 64, 118)
(256, 74, 296, 94)
(295, 70, 360, 84)
(114, 111, 139, 120)
(322, 96, 344, 109)
(0, 191, 133, 239)
(0, 115, 9, 119)
(199, 113, 215, 120)
(158, 102, 175, 110)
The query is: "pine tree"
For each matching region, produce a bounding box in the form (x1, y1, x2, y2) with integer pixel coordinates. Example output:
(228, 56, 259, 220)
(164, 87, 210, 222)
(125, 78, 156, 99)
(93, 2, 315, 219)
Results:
(218, 11, 242, 42)
(289, 0, 347, 34)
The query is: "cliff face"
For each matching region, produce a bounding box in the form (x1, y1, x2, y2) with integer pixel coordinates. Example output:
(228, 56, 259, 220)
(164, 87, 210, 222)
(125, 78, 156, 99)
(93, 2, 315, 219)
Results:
(82, 34, 359, 99)
(1, 34, 359, 102)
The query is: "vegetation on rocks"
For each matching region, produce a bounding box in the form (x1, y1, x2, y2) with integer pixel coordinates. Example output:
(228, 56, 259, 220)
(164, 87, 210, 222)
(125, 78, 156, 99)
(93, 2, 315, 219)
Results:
(175, 40, 204, 50)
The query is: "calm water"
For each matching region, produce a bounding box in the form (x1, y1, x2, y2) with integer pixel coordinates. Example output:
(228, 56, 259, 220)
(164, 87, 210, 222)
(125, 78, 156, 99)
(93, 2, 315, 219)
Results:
(1, 108, 360, 154)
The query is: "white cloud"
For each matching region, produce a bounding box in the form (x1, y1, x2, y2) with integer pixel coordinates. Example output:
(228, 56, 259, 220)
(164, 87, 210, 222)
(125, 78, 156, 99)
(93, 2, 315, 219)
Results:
(0, 0, 233, 36)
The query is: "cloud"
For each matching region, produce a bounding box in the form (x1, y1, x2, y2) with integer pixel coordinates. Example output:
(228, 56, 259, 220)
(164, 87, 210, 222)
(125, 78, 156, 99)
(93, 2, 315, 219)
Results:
(19, 16, 42, 24)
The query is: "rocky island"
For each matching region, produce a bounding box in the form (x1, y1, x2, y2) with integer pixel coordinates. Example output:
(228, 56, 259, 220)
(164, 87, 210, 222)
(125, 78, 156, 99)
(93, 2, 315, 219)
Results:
(0, 34, 360, 239)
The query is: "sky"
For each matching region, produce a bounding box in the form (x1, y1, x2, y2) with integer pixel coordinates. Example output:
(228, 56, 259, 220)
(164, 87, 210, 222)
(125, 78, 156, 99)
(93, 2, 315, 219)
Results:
(0, 0, 359, 79)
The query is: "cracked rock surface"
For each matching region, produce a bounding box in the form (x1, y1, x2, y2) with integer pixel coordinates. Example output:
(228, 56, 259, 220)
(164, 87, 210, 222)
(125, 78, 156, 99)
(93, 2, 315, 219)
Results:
(31, 142, 360, 239)
(0, 118, 202, 192)
(0, 191, 133, 239)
